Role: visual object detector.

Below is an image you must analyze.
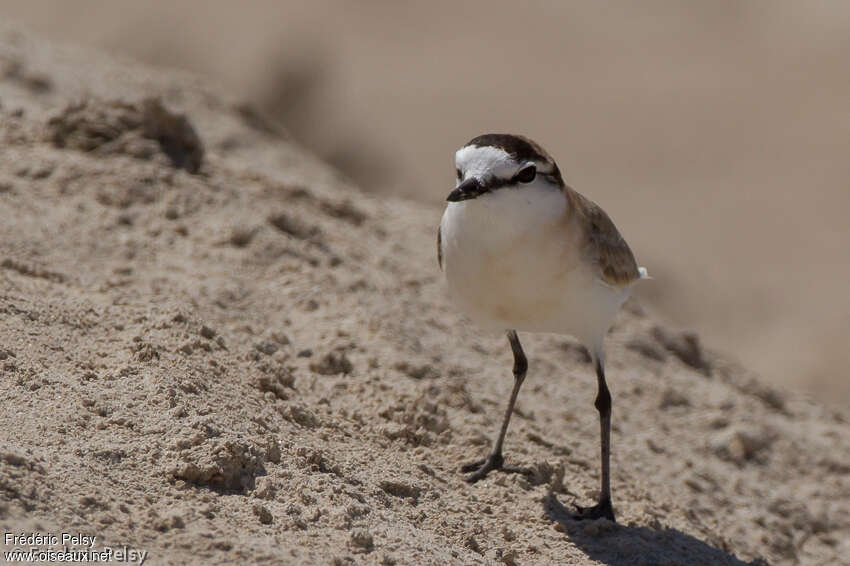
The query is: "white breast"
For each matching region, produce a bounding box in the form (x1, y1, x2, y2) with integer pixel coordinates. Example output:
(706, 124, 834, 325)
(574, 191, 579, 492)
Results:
(440, 184, 631, 353)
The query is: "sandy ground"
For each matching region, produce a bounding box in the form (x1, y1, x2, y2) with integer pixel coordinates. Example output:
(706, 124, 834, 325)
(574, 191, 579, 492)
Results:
(1, 23, 849, 566)
(1, 1, 850, 405)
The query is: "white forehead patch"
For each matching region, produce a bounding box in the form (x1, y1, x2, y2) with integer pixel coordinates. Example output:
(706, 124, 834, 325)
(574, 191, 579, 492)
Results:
(455, 145, 518, 180)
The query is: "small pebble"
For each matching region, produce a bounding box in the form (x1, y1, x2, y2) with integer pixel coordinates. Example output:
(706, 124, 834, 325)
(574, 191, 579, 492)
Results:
(253, 503, 273, 525)
(350, 528, 373, 551)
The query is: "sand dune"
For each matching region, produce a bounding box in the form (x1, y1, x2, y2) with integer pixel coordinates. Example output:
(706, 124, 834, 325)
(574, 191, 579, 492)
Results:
(1, 23, 849, 565)
(2, 1, 850, 405)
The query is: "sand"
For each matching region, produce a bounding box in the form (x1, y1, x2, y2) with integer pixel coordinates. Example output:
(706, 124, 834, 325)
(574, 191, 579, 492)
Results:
(1, 23, 849, 566)
(3, 0, 849, 405)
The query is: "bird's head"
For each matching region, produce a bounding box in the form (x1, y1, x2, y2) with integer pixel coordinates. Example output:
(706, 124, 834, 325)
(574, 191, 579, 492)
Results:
(448, 134, 564, 202)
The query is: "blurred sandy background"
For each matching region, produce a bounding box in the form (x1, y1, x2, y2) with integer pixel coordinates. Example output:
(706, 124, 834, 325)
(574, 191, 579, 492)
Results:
(2, 0, 848, 403)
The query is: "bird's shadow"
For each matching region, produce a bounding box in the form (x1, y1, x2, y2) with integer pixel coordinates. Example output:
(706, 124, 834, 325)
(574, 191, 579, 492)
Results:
(543, 492, 763, 566)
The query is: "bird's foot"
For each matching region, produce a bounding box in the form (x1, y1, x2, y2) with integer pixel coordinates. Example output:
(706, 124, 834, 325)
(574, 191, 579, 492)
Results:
(461, 453, 532, 483)
(573, 497, 615, 522)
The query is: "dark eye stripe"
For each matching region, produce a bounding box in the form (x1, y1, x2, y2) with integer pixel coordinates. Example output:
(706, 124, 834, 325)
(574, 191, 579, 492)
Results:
(462, 167, 555, 194)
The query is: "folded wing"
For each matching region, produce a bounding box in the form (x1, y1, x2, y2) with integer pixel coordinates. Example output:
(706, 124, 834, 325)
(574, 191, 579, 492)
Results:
(569, 189, 641, 288)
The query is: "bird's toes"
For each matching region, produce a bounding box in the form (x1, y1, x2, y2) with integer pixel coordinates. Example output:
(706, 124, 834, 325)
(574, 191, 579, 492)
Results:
(464, 467, 491, 483)
(460, 458, 488, 474)
(461, 453, 504, 482)
(573, 497, 616, 522)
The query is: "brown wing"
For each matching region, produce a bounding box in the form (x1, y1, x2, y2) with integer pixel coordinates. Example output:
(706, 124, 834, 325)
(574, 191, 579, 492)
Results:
(569, 189, 640, 287)
(437, 225, 443, 270)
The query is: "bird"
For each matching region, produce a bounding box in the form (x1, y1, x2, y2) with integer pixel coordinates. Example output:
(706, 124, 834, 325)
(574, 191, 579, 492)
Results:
(438, 133, 648, 522)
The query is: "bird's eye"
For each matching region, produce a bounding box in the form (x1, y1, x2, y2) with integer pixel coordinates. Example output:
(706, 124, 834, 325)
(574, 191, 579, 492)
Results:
(456, 168, 463, 181)
(516, 165, 536, 184)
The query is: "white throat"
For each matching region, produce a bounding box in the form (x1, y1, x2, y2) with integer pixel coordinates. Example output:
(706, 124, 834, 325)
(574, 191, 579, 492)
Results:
(446, 182, 567, 247)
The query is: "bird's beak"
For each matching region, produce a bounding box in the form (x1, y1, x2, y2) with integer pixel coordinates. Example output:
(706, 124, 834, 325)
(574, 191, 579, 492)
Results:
(447, 178, 486, 202)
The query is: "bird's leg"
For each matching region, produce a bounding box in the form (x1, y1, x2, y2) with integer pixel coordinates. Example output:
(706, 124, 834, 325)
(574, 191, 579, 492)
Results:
(574, 357, 616, 521)
(462, 330, 532, 483)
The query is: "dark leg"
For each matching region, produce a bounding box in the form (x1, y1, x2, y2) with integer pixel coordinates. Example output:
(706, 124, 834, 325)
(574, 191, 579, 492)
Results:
(462, 330, 532, 482)
(574, 357, 616, 521)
